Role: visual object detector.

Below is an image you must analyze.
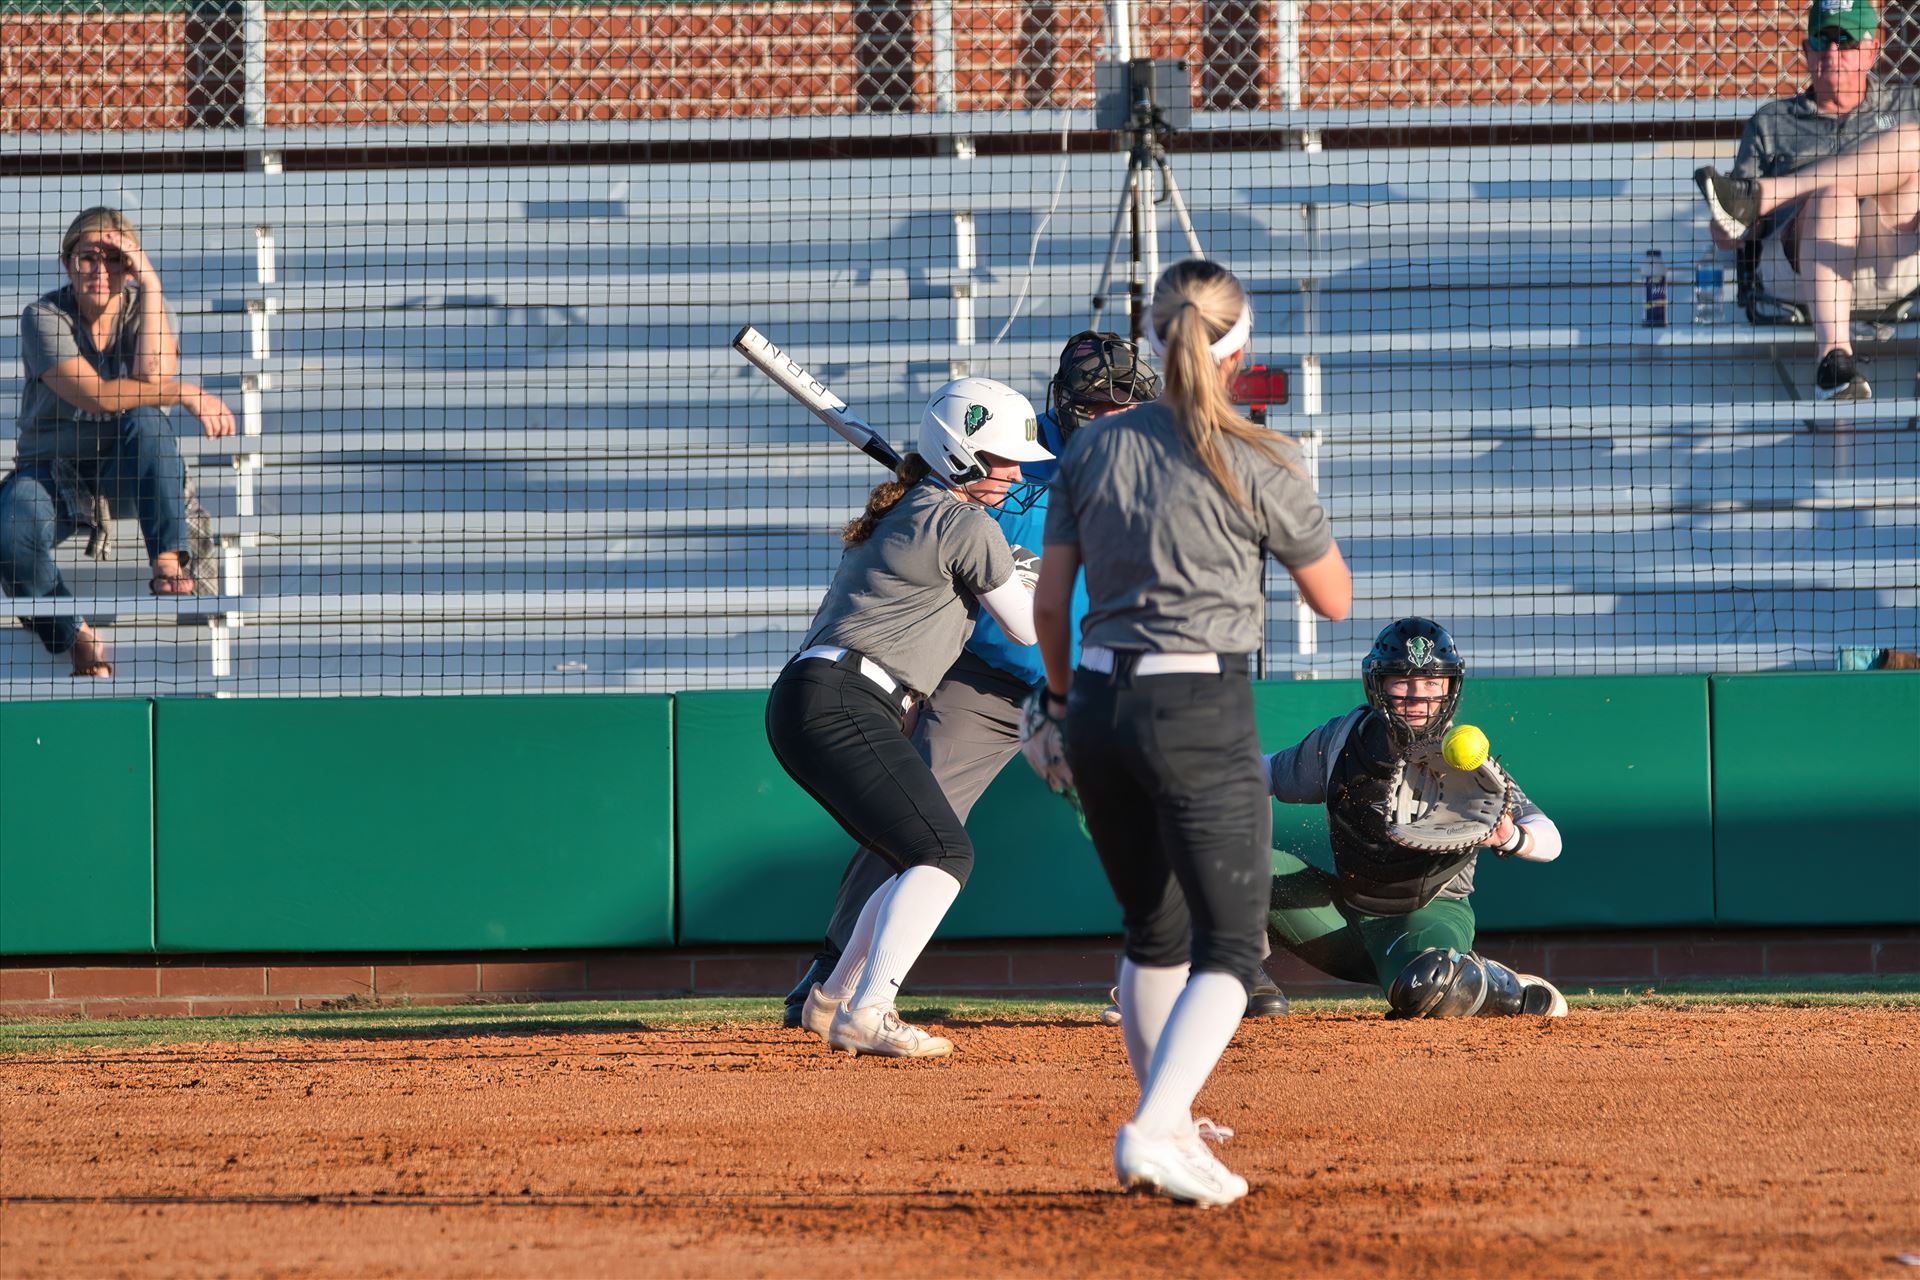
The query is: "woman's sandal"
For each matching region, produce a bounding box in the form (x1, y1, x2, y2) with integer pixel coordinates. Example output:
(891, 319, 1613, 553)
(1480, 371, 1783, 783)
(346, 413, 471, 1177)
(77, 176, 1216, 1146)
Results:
(69, 630, 113, 680)
(149, 567, 195, 595)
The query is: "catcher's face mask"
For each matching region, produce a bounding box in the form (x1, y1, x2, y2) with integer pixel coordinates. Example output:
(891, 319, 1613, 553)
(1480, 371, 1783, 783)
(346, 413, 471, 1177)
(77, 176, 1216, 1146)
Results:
(1378, 677, 1454, 732)
(1048, 331, 1161, 440)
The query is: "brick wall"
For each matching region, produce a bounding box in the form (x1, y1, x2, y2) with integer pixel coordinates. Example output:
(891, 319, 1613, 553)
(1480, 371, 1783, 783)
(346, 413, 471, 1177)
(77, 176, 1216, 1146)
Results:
(1301, 0, 1806, 108)
(2, 928, 1914, 1019)
(0, 12, 195, 132)
(2, 0, 1875, 133)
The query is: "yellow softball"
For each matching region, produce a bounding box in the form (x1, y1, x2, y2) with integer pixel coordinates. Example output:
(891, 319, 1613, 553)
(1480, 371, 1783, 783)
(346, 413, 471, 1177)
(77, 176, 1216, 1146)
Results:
(1442, 724, 1489, 771)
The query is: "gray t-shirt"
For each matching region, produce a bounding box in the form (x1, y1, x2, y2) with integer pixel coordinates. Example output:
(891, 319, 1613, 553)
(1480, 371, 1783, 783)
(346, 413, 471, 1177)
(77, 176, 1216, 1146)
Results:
(800, 479, 1014, 697)
(1732, 82, 1920, 241)
(1043, 400, 1332, 654)
(15, 284, 166, 463)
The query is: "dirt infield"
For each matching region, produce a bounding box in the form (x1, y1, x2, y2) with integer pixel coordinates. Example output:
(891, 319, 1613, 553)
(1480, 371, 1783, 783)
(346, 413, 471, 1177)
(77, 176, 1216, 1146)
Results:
(3, 1007, 1916, 1277)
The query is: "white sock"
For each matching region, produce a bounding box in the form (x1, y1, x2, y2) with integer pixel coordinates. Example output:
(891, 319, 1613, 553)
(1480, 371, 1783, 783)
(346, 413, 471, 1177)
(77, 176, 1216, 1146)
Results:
(1118, 958, 1190, 1090)
(1133, 970, 1247, 1136)
(819, 875, 897, 1002)
(848, 865, 962, 1012)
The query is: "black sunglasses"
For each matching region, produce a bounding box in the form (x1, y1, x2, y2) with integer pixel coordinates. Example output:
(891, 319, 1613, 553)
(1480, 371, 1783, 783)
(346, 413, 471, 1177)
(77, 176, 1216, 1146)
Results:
(1805, 27, 1866, 52)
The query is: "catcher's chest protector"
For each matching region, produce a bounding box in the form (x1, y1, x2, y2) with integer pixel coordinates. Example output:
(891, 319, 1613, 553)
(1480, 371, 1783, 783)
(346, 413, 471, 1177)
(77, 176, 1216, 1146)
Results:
(1324, 713, 1483, 917)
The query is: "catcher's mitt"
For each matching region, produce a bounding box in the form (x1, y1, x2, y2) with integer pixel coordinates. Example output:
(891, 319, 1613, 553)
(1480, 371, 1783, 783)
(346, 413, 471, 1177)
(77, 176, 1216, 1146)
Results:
(1382, 739, 1514, 854)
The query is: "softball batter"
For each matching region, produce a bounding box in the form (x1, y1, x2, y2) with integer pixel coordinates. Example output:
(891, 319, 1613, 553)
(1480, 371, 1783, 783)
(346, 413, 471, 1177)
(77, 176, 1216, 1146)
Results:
(1264, 618, 1569, 1016)
(1031, 260, 1351, 1207)
(767, 376, 1049, 1058)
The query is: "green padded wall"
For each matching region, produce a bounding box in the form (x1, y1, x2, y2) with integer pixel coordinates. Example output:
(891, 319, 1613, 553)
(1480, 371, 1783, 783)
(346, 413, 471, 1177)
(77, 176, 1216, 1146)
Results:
(677, 675, 1715, 945)
(0, 699, 154, 954)
(1712, 673, 1920, 925)
(152, 695, 674, 951)
(674, 690, 1119, 944)
(1454, 675, 1713, 929)
(1253, 675, 1714, 930)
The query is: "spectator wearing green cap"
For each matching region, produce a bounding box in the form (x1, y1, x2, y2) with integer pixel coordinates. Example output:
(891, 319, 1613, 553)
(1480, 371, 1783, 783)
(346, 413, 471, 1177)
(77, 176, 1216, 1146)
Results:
(1693, 0, 1919, 401)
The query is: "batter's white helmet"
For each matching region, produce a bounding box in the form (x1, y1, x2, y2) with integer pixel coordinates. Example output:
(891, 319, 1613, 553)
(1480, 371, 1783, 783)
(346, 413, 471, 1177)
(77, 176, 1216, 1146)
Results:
(918, 377, 1052, 486)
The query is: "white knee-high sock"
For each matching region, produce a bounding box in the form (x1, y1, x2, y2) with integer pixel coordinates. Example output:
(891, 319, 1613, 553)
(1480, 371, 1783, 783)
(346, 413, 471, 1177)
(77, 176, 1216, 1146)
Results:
(1118, 958, 1190, 1091)
(819, 874, 897, 1003)
(1132, 970, 1247, 1136)
(848, 865, 962, 1012)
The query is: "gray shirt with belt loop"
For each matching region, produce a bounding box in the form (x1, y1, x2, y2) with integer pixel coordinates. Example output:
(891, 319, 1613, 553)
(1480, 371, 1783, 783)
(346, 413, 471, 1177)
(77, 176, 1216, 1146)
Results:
(800, 479, 1015, 698)
(1043, 400, 1332, 656)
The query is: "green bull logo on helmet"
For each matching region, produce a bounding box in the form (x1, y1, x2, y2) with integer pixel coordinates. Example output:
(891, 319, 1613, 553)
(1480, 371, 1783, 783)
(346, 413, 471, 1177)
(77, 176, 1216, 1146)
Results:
(1406, 636, 1435, 667)
(963, 403, 990, 436)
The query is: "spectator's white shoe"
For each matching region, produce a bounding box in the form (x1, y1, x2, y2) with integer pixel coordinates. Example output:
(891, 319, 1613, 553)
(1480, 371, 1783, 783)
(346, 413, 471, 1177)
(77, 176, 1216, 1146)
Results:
(1814, 349, 1872, 402)
(1114, 1122, 1249, 1208)
(799, 985, 839, 1041)
(828, 1001, 953, 1058)
(1517, 974, 1569, 1017)
(1695, 166, 1761, 239)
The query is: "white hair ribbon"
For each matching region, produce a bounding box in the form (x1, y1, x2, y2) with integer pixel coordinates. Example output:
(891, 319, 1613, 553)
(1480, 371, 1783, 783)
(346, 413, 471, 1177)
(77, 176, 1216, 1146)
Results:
(1146, 299, 1254, 362)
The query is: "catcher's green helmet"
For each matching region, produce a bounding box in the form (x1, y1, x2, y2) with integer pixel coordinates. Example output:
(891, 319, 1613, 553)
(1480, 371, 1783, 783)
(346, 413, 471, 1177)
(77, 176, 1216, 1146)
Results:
(1362, 617, 1465, 743)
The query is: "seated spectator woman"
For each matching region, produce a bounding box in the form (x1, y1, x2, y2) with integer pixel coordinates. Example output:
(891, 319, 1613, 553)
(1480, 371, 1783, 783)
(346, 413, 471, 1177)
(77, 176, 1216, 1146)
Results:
(0, 208, 236, 678)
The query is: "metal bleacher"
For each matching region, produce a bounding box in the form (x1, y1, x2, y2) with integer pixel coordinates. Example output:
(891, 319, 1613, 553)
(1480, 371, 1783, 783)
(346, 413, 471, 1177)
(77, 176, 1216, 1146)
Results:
(2, 109, 1916, 696)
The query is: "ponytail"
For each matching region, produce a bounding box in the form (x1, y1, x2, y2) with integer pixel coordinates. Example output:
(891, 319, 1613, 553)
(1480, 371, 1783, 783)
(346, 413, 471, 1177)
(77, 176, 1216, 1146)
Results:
(1150, 260, 1298, 505)
(842, 452, 933, 544)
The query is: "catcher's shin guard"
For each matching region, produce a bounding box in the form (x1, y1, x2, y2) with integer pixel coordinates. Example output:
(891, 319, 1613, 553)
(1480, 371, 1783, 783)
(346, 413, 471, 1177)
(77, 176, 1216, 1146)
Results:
(1387, 949, 1564, 1018)
(1387, 948, 1490, 1017)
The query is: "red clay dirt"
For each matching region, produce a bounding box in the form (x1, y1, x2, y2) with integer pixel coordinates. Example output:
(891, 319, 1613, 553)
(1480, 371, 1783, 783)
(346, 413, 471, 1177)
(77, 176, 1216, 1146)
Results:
(2, 1007, 1916, 1278)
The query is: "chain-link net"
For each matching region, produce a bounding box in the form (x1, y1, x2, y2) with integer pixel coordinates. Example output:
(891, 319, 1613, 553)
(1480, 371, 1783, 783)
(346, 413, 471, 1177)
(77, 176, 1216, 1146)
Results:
(1, 0, 1915, 696)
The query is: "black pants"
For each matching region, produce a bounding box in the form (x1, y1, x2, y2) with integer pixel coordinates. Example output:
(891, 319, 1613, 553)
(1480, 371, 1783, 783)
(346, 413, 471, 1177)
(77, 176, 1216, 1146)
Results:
(1065, 661, 1270, 991)
(765, 653, 975, 885)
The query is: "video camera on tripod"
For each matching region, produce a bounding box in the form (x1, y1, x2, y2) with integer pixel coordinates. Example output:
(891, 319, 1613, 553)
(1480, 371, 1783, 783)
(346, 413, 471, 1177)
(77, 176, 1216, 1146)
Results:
(1089, 57, 1204, 340)
(1094, 57, 1191, 135)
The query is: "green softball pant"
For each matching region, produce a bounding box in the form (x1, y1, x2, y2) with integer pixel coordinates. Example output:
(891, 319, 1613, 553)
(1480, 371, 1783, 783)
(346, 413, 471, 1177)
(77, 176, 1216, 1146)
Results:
(1266, 847, 1476, 994)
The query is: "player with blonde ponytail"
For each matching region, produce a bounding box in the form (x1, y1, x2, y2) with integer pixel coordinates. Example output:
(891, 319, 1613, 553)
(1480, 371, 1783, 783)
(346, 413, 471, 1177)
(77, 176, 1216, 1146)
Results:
(1031, 259, 1350, 1207)
(1147, 260, 1301, 504)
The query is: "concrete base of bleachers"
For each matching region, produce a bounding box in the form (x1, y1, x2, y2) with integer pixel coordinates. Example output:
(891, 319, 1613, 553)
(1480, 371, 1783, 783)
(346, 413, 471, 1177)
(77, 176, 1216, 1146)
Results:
(2, 927, 1915, 1019)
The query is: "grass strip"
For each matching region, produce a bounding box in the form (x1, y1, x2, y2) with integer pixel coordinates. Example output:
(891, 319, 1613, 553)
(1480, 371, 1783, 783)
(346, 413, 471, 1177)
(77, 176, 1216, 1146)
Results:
(2, 976, 1916, 1054)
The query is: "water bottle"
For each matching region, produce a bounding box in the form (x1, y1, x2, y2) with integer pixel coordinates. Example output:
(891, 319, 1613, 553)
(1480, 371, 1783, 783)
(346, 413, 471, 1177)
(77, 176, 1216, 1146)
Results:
(1643, 250, 1667, 328)
(1692, 252, 1725, 325)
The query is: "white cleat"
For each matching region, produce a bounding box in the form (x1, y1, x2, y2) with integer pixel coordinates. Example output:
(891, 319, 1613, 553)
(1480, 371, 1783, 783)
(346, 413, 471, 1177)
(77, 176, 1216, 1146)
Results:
(827, 1001, 954, 1058)
(799, 984, 840, 1042)
(1517, 973, 1569, 1017)
(1113, 1121, 1249, 1208)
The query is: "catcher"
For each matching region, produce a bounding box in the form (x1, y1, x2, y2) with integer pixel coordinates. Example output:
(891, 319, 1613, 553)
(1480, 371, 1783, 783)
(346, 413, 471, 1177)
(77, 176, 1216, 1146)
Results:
(1262, 617, 1568, 1018)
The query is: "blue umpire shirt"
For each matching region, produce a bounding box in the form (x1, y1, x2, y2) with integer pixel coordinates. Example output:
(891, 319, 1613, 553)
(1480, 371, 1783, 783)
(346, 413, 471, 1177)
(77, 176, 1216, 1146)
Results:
(966, 410, 1088, 686)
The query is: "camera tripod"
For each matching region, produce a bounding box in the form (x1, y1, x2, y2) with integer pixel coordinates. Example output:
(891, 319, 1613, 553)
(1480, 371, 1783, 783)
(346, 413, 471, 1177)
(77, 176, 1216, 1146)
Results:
(1089, 67, 1206, 341)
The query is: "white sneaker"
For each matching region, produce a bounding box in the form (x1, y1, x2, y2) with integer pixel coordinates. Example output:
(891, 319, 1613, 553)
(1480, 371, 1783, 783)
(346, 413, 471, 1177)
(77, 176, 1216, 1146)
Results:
(799, 985, 840, 1041)
(1517, 974, 1569, 1017)
(1114, 1122, 1249, 1207)
(827, 1001, 953, 1058)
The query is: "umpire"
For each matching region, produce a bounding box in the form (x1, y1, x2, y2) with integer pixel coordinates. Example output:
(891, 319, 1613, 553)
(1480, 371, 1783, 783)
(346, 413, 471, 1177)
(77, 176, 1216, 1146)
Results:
(1032, 260, 1350, 1208)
